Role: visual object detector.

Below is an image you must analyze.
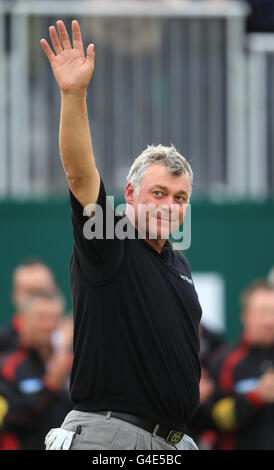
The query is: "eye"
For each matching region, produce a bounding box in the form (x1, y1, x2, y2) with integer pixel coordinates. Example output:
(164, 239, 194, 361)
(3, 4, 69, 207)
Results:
(153, 191, 163, 197)
(175, 195, 186, 203)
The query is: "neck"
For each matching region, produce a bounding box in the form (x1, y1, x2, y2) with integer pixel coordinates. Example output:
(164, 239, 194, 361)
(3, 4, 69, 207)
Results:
(37, 345, 52, 362)
(144, 237, 166, 253)
(19, 330, 52, 362)
(242, 331, 274, 349)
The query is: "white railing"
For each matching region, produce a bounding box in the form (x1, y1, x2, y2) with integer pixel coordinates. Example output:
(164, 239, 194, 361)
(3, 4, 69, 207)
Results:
(246, 33, 274, 197)
(10, 0, 250, 18)
(0, 2, 8, 196)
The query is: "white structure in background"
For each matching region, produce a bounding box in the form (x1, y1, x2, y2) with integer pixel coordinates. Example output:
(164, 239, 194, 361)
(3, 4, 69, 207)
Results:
(267, 267, 274, 286)
(0, 0, 253, 198)
(193, 272, 225, 334)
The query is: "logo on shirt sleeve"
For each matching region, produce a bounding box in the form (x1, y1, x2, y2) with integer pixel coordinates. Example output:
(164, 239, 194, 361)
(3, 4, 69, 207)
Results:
(180, 274, 193, 285)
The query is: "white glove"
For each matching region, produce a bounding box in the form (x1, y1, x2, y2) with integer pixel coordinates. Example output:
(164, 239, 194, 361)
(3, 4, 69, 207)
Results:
(45, 428, 76, 450)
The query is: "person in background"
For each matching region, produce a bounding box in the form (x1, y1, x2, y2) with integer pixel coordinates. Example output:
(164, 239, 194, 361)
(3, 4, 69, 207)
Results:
(0, 259, 58, 354)
(187, 366, 216, 449)
(199, 324, 223, 370)
(208, 280, 274, 450)
(0, 291, 73, 450)
(187, 324, 223, 449)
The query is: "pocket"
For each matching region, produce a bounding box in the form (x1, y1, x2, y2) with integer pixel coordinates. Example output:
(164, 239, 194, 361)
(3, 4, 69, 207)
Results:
(109, 424, 138, 450)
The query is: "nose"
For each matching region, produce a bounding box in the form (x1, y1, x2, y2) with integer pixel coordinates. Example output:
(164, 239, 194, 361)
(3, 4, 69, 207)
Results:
(156, 196, 174, 214)
(166, 195, 175, 207)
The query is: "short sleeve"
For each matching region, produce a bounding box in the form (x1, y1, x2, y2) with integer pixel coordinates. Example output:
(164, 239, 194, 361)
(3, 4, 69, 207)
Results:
(69, 176, 125, 271)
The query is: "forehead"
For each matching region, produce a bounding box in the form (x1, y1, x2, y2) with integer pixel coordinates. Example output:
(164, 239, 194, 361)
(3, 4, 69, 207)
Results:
(247, 289, 274, 308)
(15, 266, 54, 286)
(140, 164, 191, 193)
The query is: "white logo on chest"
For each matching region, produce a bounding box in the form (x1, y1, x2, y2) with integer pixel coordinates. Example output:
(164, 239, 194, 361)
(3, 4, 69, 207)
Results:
(180, 274, 193, 285)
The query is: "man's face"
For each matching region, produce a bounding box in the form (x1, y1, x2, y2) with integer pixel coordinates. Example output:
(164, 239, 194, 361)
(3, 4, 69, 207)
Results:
(242, 288, 274, 346)
(24, 298, 63, 348)
(126, 164, 191, 239)
(12, 265, 56, 310)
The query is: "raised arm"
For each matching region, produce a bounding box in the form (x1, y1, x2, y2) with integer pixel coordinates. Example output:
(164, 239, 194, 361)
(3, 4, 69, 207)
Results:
(40, 20, 100, 207)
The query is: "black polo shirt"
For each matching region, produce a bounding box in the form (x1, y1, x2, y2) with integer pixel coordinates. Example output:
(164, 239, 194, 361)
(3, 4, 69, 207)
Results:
(69, 177, 202, 430)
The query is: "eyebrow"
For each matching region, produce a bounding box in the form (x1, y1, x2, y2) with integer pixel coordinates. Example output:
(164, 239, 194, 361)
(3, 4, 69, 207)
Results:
(150, 185, 189, 196)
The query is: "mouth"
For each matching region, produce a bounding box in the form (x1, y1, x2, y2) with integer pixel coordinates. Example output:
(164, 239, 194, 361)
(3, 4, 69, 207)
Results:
(156, 216, 171, 222)
(155, 215, 180, 225)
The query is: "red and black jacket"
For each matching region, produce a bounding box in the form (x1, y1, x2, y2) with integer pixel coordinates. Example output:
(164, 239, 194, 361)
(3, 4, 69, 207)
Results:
(0, 346, 72, 450)
(208, 337, 274, 450)
(0, 314, 24, 355)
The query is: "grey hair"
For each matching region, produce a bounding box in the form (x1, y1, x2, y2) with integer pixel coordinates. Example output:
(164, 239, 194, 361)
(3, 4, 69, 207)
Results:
(127, 144, 193, 197)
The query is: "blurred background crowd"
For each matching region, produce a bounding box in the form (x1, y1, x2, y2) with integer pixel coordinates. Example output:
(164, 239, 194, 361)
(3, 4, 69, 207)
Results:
(0, 0, 274, 450)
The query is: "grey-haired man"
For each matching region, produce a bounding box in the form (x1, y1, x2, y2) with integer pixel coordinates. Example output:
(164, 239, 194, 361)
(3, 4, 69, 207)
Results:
(41, 20, 201, 451)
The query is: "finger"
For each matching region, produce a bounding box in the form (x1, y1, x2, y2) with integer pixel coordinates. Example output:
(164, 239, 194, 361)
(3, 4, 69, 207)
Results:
(40, 39, 55, 64)
(72, 20, 84, 55)
(86, 43, 95, 61)
(56, 20, 72, 50)
(49, 25, 63, 55)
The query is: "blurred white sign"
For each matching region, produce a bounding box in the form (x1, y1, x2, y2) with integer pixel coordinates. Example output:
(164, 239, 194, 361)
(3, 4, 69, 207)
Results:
(192, 272, 225, 333)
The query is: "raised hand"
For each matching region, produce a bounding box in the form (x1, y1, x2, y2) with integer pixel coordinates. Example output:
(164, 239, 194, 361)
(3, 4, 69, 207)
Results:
(40, 20, 95, 93)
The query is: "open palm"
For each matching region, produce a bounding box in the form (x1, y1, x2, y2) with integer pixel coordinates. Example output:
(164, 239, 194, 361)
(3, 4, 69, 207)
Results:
(40, 20, 95, 93)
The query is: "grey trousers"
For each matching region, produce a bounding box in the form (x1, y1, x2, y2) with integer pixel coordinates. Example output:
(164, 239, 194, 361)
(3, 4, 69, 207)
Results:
(60, 410, 199, 451)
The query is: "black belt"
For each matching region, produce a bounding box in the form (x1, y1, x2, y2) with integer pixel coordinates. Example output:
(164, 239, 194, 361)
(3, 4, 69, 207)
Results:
(97, 411, 184, 445)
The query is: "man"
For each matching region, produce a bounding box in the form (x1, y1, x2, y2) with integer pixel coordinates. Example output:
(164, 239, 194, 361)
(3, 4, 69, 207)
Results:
(0, 259, 58, 354)
(0, 291, 73, 449)
(209, 280, 274, 450)
(41, 20, 202, 451)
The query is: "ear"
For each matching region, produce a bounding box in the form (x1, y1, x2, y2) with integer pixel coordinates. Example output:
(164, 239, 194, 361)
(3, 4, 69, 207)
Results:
(125, 182, 135, 205)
